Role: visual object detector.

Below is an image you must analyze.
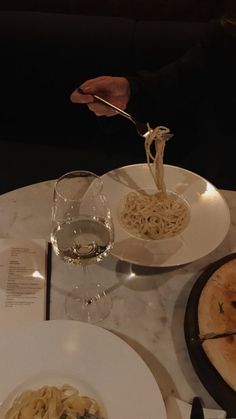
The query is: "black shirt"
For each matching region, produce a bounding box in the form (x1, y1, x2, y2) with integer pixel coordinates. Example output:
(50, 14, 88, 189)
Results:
(127, 19, 236, 132)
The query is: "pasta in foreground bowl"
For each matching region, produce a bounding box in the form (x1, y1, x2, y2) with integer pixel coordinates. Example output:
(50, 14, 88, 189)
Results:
(4, 384, 105, 419)
(119, 190, 190, 240)
(119, 126, 190, 240)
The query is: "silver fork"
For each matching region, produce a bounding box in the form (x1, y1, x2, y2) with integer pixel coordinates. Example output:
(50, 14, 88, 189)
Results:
(77, 87, 150, 138)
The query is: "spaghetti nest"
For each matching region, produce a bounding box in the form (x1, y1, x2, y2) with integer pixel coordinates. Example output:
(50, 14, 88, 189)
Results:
(120, 190, 189, 240)
(5, 384, 104, 419)
(119, 125, 189, 240)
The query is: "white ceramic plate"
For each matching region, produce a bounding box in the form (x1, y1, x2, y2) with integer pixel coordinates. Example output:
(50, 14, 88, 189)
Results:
(101, 164, 230, 267)
(0, 320, 167, 419)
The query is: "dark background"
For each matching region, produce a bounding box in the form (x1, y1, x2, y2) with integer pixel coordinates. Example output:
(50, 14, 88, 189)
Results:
(0, 0, 234, 194)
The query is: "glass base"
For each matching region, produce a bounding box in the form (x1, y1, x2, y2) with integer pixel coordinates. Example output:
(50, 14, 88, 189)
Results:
(65, 283, 112, 323)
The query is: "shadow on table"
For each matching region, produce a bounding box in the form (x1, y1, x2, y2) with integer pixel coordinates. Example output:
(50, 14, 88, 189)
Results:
(116, 260, 180, 290)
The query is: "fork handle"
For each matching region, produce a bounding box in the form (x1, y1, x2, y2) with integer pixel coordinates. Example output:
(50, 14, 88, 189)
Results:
(77, 87, 134, 123)
(93, 94, 133, 120)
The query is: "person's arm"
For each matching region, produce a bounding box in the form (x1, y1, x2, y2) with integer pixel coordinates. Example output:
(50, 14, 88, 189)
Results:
(126, 19, 234, 126)
(126, 27, 208, 125)
(71, 20, 233, 127)
(126, 43, 208, 125)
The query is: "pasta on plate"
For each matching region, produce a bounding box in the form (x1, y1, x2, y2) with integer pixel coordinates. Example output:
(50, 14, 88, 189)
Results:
(4, 384, 104, 419)
(119, 126, 189, 240)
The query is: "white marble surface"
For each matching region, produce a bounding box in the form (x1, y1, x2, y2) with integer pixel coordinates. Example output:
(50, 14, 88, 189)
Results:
(0, 180, 236, 410)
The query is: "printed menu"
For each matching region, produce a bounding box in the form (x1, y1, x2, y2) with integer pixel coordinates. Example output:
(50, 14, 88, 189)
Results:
(0, 239, 51, 336)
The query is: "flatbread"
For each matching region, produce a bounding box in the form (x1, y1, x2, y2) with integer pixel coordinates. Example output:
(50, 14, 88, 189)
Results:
(198, 258, 236, 336)
(197, 258, 236, 392)
(202, 335, 236, 391)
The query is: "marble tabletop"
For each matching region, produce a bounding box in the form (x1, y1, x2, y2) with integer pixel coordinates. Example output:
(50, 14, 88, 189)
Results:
(0, 180, 236, 410)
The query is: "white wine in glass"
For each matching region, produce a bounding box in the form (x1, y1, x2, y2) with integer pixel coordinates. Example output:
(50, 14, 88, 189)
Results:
(51, 170, 114, 323)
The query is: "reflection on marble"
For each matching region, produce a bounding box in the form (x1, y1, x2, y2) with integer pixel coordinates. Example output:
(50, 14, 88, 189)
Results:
(0, 182, 236, 409)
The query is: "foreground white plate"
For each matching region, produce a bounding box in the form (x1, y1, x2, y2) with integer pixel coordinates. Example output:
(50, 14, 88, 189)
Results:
(101, 164, 230, 267)
(0, 320, 167, 419)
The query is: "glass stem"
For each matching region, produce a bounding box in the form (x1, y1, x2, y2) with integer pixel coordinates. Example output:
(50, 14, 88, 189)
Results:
(82, 266, 94, 305)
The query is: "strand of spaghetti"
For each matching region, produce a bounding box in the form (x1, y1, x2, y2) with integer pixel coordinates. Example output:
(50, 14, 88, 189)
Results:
(145, 126, 169, 193)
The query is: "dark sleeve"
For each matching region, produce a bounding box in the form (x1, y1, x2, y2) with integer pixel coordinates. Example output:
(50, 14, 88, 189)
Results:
(126, 20, 230, 128)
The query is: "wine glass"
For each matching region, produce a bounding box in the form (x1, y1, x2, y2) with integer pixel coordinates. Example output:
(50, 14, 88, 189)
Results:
(51, 170, 114, 323)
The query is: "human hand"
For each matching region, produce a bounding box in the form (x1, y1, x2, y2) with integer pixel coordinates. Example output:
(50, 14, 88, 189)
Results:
(70, 76, 130, 116)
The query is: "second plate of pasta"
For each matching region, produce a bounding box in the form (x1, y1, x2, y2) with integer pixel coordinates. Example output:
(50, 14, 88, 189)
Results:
(0, 320, 166, 419)
(101, 164, 230, 267)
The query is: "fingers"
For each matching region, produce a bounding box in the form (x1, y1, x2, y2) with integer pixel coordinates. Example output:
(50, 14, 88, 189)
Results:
(70, 76, 130, 117)
(70, 88, 116, 116)
(70, 89, 93, 104)
(80, 76, 115, 96)
(87, 102, 117, 117)
(70, 76, 111, 105)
